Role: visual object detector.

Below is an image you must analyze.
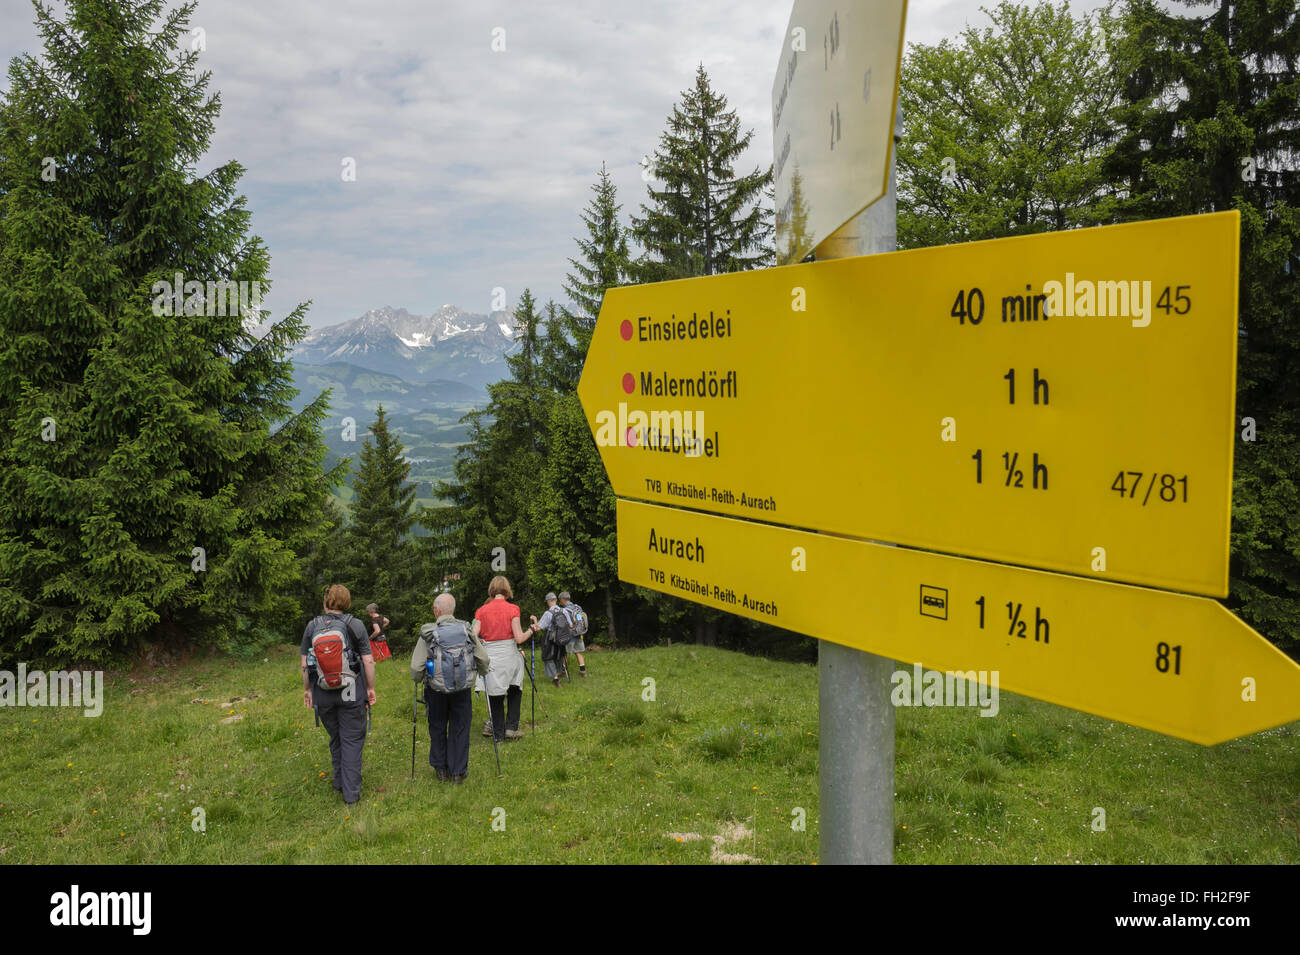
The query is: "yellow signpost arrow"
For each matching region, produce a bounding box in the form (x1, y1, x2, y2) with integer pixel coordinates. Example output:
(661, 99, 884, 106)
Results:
(617, 498, 1300, 745)
(579, 211, 1240, 597)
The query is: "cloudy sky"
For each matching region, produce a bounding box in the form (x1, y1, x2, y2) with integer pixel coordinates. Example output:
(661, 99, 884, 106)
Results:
(1, 0, 1113, 329)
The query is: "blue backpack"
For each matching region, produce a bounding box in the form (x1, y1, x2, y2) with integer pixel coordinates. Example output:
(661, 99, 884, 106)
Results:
(422, 619, 475, 693)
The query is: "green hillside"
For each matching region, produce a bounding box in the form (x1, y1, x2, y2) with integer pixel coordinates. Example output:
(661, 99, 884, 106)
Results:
(1, 644, 1296, 864)
(290, 362, 483, 508)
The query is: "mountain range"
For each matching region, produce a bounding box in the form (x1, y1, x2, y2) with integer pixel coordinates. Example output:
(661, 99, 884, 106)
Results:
(289, 304, 519, 509)
(293, 304, 519, 391)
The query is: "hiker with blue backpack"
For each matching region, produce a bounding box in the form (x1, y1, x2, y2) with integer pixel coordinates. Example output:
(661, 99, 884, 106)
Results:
(557, 591, 589, 677)
(300, 584, 376, 805)
(410, 592, 489, 783)
(527, 590, 589, 686)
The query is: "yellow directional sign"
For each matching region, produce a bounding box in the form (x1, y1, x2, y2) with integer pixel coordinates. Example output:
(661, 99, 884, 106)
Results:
(618, 499, 1300, 745)
(579, 212, 1240, 597)
(773, 0, 908, 264)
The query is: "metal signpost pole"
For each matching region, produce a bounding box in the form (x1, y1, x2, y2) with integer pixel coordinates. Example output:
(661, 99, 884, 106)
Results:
(816, 105, 901, 866)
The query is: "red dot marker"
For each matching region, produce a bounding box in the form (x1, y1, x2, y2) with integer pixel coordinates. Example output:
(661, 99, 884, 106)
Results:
(620, 320, 633, 341)
(625, 427, 639, 447)
(622, 373, 635, 394)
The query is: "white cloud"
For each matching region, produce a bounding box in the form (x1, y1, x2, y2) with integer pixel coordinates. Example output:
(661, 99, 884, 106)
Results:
(0, 0, 1120, 328)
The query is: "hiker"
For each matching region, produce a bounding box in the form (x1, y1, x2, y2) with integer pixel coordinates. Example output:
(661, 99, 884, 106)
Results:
(527, 591, 573, 687)
(557, 591, 589, 677)
(410, 593, 489, 782)
(366, 603, 392, 662)
(300, 584, 376, 805)
(471, 576, 531, 742)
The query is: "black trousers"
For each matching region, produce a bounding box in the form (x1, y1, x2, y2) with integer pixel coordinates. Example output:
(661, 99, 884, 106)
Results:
(488, 685, 522, 739)
(426, 687, 472, 776)
(315, 690, 367, 803)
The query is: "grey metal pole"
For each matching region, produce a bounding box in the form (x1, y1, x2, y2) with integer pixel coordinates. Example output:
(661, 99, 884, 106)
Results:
(817, 103, 903, 866)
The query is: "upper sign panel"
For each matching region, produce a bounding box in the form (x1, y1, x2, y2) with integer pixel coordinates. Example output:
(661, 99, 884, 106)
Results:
(773, 0, 908, 264)
(578, 212, 1240, 597)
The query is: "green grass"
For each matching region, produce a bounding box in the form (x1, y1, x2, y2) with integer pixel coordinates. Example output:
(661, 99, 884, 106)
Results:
(0, 645, 1296, 864)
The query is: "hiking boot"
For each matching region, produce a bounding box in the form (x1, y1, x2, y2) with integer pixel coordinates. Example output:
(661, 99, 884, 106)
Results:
(552, 676, 561, 688)
(451, 773, 466, 785)
(505, 729, 525, 740)
(435, 768, 449, 782)
(482, 720, 493, 737)
(579, 667, 587, 677)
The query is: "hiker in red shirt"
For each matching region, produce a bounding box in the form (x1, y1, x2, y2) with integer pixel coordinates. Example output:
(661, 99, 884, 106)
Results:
(471, 575, 531, 742)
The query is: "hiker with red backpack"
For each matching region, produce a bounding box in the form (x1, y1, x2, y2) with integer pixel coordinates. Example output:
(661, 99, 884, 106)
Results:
(365, 602, 392, 662)
(300, 584, 376, 805)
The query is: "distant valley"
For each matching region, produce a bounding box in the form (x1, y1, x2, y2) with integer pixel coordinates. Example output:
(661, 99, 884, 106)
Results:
(288, 305, 518, 511)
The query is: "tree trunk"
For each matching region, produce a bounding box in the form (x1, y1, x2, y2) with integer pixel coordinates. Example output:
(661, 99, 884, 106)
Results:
(604, 586, 617, 645)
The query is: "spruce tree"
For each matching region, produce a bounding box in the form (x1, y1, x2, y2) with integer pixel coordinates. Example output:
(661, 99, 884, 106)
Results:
(340, 406, 423, 643)
(540, 166, 633, 392)
(0, 0, 336, 661)
(775, 164, 813, 265)
(563, 163, 631, 353)
(1109, 0, 1300, 646)
(527, 393, 620, 642)
(631, 64, 774, 281)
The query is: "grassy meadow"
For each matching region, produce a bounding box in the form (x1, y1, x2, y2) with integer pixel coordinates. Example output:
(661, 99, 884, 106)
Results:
(0, 643, 1296, 864)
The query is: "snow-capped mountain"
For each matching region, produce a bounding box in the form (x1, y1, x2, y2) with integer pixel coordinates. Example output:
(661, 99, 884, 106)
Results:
(294, 305, 519, 390)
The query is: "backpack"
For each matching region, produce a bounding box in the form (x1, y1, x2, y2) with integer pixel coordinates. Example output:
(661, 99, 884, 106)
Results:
(422, 620, 475, 694)
(307, 614, 359, 692)
(566, 603, 589, 637)
(549, 605, 575, 645)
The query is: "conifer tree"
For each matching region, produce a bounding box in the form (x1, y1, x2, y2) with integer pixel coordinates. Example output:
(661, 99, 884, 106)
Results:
(562, 163, 631, 356)
(0, 0, 336, 661)
(527, 392, 620, 642)
(1109, 0, 1300, 646)
(540, 166, 632, 391)
(775, 164, 813, 265)
(631, 64, 774, 281)
(339, 406, 424, 644)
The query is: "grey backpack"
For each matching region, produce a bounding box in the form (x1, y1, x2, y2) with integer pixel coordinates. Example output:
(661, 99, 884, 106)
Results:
(422, 620, 475, 693)
(549, 605, 575, 645)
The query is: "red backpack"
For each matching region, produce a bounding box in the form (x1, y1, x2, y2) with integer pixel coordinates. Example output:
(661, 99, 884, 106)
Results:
(308, 614, 358, 691)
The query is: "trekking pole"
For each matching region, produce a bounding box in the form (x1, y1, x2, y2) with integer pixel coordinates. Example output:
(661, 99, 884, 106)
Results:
(520, 651, 544, 721)
(485, 687, 502, 777)
(411, 682, 418, 781)
(530, 639, 535, 734)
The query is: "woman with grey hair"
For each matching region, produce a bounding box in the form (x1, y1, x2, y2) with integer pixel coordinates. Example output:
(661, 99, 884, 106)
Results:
(410, 592, 489, 782)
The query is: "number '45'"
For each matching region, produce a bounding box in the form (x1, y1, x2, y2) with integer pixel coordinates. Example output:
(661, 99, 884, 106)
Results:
(1156, 286, 1191, 314)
